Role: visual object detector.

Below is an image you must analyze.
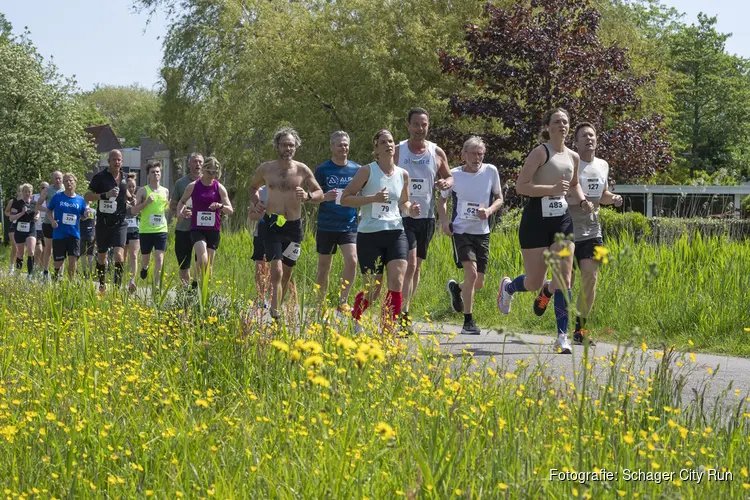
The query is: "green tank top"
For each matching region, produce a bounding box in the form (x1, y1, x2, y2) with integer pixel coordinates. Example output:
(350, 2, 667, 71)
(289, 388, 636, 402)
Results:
(140, 185, 169, 234)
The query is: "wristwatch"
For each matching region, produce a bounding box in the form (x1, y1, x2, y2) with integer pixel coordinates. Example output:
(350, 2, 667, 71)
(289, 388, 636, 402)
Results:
(306, 191, 312, 201)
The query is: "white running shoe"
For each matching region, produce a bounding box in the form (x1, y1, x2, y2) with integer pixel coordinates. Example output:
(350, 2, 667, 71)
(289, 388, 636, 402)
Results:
(497, 276, 513, 314)
(556, 333, 572, 354)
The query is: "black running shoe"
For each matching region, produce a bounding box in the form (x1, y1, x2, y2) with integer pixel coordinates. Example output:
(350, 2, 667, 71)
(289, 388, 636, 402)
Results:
(461, 320, 481, 335)
(573, 330, 596, 346)
(447, 279, 463, 313)
(533, 280, 552, 317)
(140, 268, 148, 280)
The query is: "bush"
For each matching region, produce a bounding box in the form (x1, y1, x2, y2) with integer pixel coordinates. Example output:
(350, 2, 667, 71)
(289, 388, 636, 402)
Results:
(599, 208, 651, 240)
(741, 194, 750, 218)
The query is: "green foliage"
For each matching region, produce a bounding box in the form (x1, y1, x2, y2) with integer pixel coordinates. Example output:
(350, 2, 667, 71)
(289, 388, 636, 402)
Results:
(80, 84, 162, 147)
(742, 194, 750, 217)
(598, 207, 652, 240)
(0, 21, 95, 199)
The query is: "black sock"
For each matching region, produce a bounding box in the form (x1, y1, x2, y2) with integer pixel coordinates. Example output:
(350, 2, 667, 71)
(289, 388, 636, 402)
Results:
(140, 267, 148, 280)
(26, 256, 34, 275)
(575, 316, 586, 332)
(53, 268, 61, 280)
(15, 258, 22, 270)
(113, 262, 123, 286)
(191, 280, 198, 289)
(96, 263, 106, 286)
(464, 313, 473, 324)
(542, 283, 553, 298)
(43, 269, 49, 276)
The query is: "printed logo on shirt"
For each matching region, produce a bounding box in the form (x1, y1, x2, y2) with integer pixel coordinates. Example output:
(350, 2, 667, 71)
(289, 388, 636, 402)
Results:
(326, 175, 355, 188)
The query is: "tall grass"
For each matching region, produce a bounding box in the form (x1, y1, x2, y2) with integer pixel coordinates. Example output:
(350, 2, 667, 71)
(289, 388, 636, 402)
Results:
(0, 275, 748, 497)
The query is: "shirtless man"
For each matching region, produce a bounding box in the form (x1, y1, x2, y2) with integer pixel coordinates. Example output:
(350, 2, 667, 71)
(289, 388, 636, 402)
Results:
(249, 127, 323, 320)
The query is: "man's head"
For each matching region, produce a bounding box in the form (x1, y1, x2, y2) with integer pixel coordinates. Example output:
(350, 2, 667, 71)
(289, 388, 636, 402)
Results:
(330, 131, 350, 160)
(407, 107, 430, 141)
(50, 171, 63, 188)
(39, 181, 49, 193)
(188, 153, 203, 178)
(273, 127, 302, 161)
(574, 122, 597, 155)
(461, 136, 486, 169)
(108, 150, 123, 171)
(63, 173, 77, 194)
(147, 161, 162, 183)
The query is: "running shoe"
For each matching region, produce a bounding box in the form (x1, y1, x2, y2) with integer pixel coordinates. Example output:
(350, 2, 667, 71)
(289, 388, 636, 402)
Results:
(128, 281, 137, 293)
(573, 330, 596, 346)
(140, 268, 148, 280)
(533, 280, 552, 317)
(556, 333, 572, 354)
(497, 277, 513, 314)
(461, 320, 481, 335)
(447, 279, 463, 313)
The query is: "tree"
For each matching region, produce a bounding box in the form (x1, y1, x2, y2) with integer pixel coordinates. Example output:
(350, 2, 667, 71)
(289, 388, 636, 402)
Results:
(0, 18, 95, 208)
(80, 84, 162, 147)
(432, 0, 672, 201)
(668, 14, 750, 176)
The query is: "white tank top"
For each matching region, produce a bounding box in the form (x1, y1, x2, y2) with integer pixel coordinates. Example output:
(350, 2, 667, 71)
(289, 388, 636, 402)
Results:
(357, 162, 406, 233)
(398, 140, 437, 219)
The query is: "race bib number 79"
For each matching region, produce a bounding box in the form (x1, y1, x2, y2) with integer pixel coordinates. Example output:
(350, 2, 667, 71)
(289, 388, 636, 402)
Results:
(372, 202, 398, 220)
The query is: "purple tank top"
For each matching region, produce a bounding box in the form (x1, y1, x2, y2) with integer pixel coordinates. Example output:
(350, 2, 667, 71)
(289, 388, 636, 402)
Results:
(190, 179, 221, 231)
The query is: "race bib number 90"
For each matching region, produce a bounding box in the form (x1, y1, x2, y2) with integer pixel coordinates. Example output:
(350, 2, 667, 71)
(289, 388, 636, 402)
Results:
(372, 202, 399, 221)
(410, 178, 426, 197)
(197, 211, 216, 227)
(542, 196, 568, 218)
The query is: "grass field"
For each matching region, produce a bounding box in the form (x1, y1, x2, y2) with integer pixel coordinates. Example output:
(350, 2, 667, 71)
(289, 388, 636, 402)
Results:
(0, 229, 749, 497)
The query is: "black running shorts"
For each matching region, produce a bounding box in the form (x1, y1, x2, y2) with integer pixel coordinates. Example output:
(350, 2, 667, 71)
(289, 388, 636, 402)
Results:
(518, 198, 574, 249)
(357, 230, 408, 275)
(403, 217, 436, 260)
(452, 232, 490, 274)
(53, 236, 81, 261)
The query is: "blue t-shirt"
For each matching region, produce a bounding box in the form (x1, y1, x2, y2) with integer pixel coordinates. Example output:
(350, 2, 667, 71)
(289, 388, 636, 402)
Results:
(314, 160, 360, 232)
(48, 192, 87, 239)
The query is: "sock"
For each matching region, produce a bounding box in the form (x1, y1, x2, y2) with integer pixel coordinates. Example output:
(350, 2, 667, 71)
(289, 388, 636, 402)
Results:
(505, 274, 527, 295)
(384, 290, 402, 322)
(191, 280, 198, 289)
(96, 263, 106, 286)
(575, 316, 587, 332)
(464, 313, 473, 324)
(352, 291, 370, 321)
(140, 268, 148, 280)
(15, 258, 22, 270)
(43, 269, 49, 276)
(542, 283, 553, 298)
(26, 256, 34, 275)
(53, 268, 61, 281)
(554, 289, 572, 335)
(113, 262, 123, 286)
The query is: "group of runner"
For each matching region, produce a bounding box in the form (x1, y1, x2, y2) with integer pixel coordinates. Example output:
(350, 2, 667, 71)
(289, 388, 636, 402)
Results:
(4, 106, 622, 350)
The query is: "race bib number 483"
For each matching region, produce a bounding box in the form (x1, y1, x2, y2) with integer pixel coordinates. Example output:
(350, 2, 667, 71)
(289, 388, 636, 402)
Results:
(542, 196, 568, 218)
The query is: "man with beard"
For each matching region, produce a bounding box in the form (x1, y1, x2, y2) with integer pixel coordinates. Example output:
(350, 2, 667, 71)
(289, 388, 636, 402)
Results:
(249, 127, 324, 320)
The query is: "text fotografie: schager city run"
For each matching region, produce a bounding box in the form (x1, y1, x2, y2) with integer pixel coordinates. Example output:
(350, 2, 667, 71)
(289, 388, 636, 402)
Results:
(549, 468, 733, 484)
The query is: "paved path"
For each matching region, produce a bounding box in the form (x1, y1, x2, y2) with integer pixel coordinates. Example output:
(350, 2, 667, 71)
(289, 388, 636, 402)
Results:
(413, 322, 750, 413)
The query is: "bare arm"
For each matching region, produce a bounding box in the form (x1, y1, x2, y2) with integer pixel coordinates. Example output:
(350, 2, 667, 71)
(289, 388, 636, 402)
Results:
(4, 199, 13, 217)
(434, 147, 453, 190)
(437, 190, 452, 235)
(399, 171, 420, 216)
(301, 164, 324, 203)
(176, 183, 195, 217)
(249, 165, 266, 206)
(516, 146, 568, 197)
(84, 191, 101, 203)
(340, 166, 382, 208)
(217, 184, 234, 215)
(35, 188, 48, 213)
(567, 152, 587, 205)
(130, 187, 149, 216)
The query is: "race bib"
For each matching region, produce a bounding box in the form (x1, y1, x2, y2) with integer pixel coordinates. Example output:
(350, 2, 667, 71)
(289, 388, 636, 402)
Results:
(282, 242, 301, 262)
(126, 217, 138, 228)
(16, 222, 30, 233)
(409, 178, 427, 198)
(459, 201, 482, 220)
(542, 196, 568, 218)
(197, 211, 215, 227)
(62, 213, 77, 226)
(583, 177, 604, 198)
(335, 190, 343, 205)
(35, 218, 43, 231)
(149, 214, 164, 226)
(100, 200, 116, 214)
(372, 202, 399, 221)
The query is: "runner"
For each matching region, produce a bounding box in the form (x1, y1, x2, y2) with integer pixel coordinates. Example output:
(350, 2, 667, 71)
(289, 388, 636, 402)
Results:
(170, 153, 203, 287)
(5, 188, 19, 274)
(79, 202, 96, 277)
(496, 108, 593, 354)
(124, 173, 140, 292)
(131, 161, 169, 288)
(36, 171, 64, 281)
(177, 156, 233, 284)
(438, 137, 503, 335)
(394, 107, 453, 331)
(33, 181, 48, 269)
(249, 127, 323, 320)
(309, 131, 360, 311)
(534, 123, 623, 345)
(47, 173, 87, 279)
(248, 186, 269, 308)
(341, 129, 421, 335)
(9, 184, 39, 278)
(84, 149, 129, 293)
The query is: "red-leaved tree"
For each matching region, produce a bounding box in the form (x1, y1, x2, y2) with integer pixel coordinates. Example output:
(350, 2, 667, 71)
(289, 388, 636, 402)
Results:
(433, 0, 672, 205)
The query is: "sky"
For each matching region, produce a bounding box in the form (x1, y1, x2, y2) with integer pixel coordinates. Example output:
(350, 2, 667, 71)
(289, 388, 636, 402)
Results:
(1, 0, 749, 91)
